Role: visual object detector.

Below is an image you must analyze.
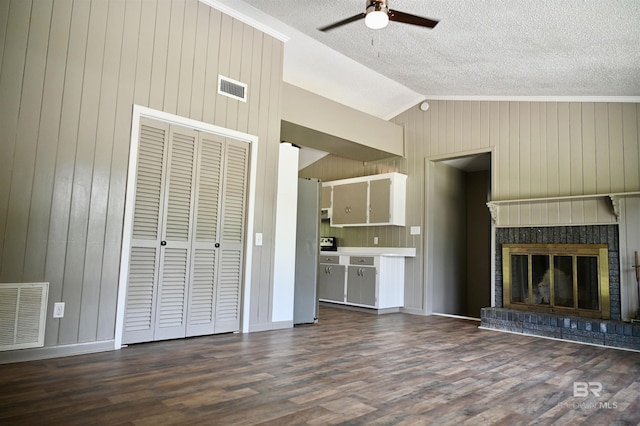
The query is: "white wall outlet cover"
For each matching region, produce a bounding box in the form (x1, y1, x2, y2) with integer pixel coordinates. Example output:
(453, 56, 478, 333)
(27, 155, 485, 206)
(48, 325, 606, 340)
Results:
(255, 233, 263, 246)
(374, 237, 379, 245)
(53, 302, 65, 318)
(410, 226, 421, 235)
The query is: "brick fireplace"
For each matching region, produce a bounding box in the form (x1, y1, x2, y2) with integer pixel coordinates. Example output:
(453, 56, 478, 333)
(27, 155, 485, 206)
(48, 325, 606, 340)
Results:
(480, 225, 640, 350)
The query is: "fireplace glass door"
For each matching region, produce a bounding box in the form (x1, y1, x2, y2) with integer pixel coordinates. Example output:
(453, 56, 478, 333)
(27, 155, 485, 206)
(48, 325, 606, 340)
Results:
(503, 244, 610, 319)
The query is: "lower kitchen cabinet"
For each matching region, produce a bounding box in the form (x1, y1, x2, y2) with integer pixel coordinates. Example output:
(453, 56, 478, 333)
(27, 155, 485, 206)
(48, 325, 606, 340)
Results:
(346, 265, 376, 306)
(319, 253, 405, 310)
(318, 256, 345, 302)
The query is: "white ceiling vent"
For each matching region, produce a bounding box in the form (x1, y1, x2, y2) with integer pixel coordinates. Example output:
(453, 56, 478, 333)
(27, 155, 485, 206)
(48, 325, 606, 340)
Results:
(218, 75, 247, 102)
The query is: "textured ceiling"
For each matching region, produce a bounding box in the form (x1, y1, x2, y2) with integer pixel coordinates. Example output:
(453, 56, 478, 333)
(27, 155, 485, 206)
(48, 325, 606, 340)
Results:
(210, 0, 640, 119)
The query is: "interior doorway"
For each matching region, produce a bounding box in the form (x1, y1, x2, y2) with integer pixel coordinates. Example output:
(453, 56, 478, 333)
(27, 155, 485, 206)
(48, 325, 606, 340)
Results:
(426, 152, 492, 319)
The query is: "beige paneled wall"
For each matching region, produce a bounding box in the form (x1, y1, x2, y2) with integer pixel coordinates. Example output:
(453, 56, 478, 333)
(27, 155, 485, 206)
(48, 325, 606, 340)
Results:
(301, 100, 640, 313)
(0, 0, 283, 348)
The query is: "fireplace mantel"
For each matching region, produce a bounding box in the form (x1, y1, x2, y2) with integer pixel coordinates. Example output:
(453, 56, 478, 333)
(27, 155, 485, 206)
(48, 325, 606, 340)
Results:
(486, 191, 640, 227)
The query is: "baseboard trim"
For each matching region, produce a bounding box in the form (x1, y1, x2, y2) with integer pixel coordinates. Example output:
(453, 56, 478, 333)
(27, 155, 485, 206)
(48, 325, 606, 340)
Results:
(433, 312, 481, 322)
(248, 320, 293, 333)
(400, 306, 426, 316)
(0, 340, 115, 364)
(319, 301, 400, 315)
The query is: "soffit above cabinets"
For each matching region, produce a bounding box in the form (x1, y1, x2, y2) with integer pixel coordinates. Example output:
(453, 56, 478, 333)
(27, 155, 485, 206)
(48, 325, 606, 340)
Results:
(281, 83, 404, 162)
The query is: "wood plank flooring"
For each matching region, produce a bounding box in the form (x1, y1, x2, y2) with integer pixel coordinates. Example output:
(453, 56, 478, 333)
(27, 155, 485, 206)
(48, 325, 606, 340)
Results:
(1, 307, 639, 425)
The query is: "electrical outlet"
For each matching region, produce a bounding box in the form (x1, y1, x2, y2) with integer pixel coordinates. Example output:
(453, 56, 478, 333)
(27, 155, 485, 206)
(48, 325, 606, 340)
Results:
(53, 302, 65, 318)
(373, 236, 379, 245)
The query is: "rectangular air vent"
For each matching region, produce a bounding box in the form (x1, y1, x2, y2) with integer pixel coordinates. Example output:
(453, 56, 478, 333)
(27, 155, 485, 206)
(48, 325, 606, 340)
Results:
(218, 75, 247, 102)
(0, 282, 49, 351)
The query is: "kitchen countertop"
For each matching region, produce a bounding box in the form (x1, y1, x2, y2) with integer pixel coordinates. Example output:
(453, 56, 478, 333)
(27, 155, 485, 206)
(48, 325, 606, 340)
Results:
(320, 247, 416, 257)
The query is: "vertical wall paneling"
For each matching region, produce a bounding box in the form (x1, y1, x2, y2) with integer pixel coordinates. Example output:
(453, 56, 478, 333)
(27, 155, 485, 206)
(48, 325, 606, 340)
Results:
(609, 103, 625, 193)
(163, 0, 184, 115)
(582, 103, 597, 223)
(214, 14, 232, 127)
(189, 1, 209, 122)
(622, 104, 639, 192)
(236, 25, 253, 133)
(2, 0, 284, 353)
(226, 20, 244, 129)
(545, 103, 559, 223)
(594, 103, 611, 193)
(132, 0, 157, 108)
(74, 0, 109, 343)
(519, 102, 531, 225)
(97, 0, 141, 345)
(508, 103, 519, 224)
(480, 102, 490, 149)
(14, 0, 53, 284)
(201, 7, 222, 125)
(24, 0, 65, 287)
(246, 30, 262, 137)
(569, 103, 584, 222)
(148, 0, 171, 111)
(0, 0, 10, 67)
(496, 102, 509, 224)
(176, 0, 197, 118)
(530, 103, 542, 223)
(94, 0, 127, 342)
(59, 3, 102, 344)
(0, 0, 31, 281)
(47, 0, 90, 345)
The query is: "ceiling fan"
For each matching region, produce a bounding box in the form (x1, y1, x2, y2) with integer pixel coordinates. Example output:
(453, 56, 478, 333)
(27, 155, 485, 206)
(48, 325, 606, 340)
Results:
(319, 0, 439, 32)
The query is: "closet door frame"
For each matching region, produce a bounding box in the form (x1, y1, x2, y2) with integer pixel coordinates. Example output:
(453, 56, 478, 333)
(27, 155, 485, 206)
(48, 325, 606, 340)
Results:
(115, 105, 259, 349)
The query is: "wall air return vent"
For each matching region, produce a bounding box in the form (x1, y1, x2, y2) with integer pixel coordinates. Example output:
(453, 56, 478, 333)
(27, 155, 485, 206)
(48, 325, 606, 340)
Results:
(0, 283, 49, 351)
(218, 75, 247, 102)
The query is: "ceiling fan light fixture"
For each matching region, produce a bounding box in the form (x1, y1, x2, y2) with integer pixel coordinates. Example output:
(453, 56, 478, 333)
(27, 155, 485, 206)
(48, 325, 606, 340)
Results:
(365, 10, 389, 29)
(365, 1, 389, 29)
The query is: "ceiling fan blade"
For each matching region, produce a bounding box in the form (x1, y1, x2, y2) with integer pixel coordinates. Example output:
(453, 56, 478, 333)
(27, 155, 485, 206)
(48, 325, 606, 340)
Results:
(388, 9, 439, 28)
(319, 13, 366, 32)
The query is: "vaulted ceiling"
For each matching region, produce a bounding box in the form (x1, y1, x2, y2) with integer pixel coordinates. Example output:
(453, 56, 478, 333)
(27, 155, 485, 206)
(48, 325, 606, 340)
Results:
(207, 0, 640, 120)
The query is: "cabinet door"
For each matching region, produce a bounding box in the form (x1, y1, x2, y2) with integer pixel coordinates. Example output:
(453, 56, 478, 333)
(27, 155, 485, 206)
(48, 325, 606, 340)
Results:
(369, 178, 391, 224)
(320, 185, 332, 210)
(332, 182, 368, 225)
(319, 264, 345, 302)
(347, 266, 376, 306)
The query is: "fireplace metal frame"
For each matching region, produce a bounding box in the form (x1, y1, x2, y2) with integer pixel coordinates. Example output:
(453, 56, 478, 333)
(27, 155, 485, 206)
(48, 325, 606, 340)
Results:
(502, 244, 610, 319)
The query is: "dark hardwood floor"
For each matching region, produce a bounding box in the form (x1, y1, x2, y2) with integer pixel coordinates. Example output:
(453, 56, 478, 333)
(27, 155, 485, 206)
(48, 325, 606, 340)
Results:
(1, 306, 639, 425)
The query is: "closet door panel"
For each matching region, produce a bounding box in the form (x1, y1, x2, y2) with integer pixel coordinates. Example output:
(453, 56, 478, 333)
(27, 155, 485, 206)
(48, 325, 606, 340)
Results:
(214, 139, 249, 333)
(187, 133, 224, 337)
(123, 119, 169, 344)
(153, 125, 197, 340)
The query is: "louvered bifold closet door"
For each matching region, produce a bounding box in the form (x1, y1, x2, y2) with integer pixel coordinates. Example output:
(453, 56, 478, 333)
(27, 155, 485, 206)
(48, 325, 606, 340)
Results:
(186, 133, 224, 337)
(214, 138, 250, 333)
(123, 118, 170, 344)
(153, 125, 198, 341)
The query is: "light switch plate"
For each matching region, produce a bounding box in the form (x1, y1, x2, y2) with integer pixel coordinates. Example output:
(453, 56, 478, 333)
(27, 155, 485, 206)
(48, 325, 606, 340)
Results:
(410, 226, 421, 235)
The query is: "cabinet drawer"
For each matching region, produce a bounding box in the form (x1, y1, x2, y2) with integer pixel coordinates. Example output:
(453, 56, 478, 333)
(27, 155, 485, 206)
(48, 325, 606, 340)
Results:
(349, 256, 374, 266)
(319, 255, 340, 264)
